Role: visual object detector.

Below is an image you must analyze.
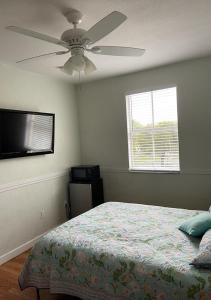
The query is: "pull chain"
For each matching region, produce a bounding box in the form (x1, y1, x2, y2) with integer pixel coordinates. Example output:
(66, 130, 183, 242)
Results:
(77, 71, 82, 92)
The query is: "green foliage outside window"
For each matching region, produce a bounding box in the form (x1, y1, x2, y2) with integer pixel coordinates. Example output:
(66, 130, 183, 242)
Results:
(131, 120, 179, 168)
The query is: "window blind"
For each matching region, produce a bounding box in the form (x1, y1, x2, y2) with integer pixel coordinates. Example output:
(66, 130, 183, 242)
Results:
(126, 87, 180, 171)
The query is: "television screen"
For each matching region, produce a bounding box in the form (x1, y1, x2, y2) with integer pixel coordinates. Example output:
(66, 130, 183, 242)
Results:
(0, 109, 55, 159)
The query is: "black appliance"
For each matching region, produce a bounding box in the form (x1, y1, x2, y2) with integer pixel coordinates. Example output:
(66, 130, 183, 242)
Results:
(0, 108, 55, 160)
(70, 165, 100, 182)
(68, 165, 104, 218)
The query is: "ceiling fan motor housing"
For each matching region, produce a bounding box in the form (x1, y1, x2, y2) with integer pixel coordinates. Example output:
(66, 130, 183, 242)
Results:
(71, 47, 84, 57)
(61, 28, 87, 47)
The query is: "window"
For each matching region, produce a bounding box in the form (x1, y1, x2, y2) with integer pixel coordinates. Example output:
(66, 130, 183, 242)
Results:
(126, 87, 180, 172)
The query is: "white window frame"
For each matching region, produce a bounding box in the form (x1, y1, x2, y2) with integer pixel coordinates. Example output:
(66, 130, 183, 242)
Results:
(125, 86, 180, 173)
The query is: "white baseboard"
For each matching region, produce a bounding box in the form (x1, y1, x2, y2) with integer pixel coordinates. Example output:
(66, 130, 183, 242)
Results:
(0, 231, 47, 266)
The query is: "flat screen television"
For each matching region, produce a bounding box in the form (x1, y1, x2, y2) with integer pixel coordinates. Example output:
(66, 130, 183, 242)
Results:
(0, 108, 55, 159)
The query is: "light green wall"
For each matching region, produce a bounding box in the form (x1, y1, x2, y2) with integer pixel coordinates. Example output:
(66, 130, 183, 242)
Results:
(0, 64, 80, 257)
(77, 56, 211, 210)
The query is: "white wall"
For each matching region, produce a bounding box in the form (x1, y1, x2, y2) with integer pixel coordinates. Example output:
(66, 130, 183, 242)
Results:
(0, 64, 80, 260)
(77, 56, 211, 211)
(2, 55, 211, 261)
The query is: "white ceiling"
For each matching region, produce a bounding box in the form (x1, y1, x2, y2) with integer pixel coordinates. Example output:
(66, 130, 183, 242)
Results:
(1, 0, 211, 83)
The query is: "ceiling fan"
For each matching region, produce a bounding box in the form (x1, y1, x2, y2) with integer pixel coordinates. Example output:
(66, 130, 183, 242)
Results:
(6, 9, 145, 76)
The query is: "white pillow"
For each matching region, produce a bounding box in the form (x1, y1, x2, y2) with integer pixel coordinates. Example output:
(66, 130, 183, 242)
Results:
(191, 229, 211, 269)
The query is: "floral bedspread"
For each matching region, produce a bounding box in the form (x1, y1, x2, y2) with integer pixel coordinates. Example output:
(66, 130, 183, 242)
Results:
(19, 202, 211, 300)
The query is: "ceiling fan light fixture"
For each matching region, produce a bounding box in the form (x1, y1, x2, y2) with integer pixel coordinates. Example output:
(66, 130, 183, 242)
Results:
(63, 58, 75, 74)
(63, 54, 85, 74)
(59, 66, 73, 76)
(63, 54, 96, 76)
(71, 55, 86, 72)
(84, 56, 97, 75)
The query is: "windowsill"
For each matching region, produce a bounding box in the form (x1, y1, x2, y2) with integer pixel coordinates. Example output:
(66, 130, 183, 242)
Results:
(129, 168, 181, 174)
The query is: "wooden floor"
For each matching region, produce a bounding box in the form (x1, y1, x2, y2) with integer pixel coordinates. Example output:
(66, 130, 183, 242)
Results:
(0, 251, 80, 300)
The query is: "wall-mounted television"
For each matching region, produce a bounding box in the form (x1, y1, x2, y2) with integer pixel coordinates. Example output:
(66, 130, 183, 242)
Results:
(0, 108, 55, 160)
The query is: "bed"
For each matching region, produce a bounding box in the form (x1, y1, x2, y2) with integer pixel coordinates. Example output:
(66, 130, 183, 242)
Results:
(19, 202, 211, 300)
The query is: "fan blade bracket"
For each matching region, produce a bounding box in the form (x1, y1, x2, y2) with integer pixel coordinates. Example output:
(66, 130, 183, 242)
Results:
(91, 46, 102, 53)
(82, 37, 93, 46)
(56, 50, 70, 55)
(89, 46, 145, 57)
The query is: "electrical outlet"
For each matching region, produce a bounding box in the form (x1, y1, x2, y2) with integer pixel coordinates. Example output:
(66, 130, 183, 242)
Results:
(40, 208, 45, 219)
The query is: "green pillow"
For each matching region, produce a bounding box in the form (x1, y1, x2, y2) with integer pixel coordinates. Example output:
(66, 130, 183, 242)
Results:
(179, 212, 211, 237)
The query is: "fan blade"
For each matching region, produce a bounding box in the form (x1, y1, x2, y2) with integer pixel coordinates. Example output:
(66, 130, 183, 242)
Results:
(84, 11, 127, 44)
(89, 46, 145, 56)
(6, 26, 69, 48)
(16, 51, 69, 63)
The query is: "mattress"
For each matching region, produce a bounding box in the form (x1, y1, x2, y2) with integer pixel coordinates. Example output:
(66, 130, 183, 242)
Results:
(19, 202, 211, 300)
